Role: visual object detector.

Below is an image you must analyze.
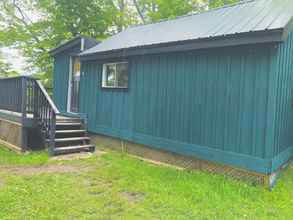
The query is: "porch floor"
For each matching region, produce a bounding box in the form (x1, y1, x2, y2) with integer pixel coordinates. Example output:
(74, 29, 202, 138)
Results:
(0, 109, 72, 123)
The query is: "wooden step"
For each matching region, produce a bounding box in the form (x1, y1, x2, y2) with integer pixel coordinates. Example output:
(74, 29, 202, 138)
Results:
(53, 145, 95, 154)
(56, 130, 86, 134)
(56, 122, 81, 126)
(56, 119, 82, 123)
(47, 137, 90, 143)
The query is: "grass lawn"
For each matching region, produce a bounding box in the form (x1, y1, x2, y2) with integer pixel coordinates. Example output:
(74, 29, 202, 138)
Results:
(0, 146, 292, 219)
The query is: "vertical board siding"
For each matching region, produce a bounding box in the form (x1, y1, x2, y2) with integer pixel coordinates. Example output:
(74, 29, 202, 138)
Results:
(274, 33, 293, 156)
(80, 46, 274, 172)
(52, 44, 82, 112)
(53, 53, 69, 112)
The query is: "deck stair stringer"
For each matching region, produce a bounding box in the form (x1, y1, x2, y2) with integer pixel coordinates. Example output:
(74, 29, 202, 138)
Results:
(46, 116, 95, 155)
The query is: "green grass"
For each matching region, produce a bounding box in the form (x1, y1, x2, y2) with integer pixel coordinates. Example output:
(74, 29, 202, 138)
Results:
(0, 147, 48, 166)
(0, 145, 293, 219)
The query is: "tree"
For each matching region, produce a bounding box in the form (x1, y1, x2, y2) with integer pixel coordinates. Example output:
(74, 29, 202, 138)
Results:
(113, 0, 138, 32)
(208, 0, 240, 8)
(132, 0, 240, 24)
(132, 0, 204, 23)
(0, 0, 133, 86)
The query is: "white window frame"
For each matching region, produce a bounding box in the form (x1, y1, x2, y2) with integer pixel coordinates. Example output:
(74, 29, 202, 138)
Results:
(102, 62, 128, 89)
(67, 56, 73, 112)
(67, 56, 81, 113)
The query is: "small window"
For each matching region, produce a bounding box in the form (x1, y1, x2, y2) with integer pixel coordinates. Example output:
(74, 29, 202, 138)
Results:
(102, 62, 128, 88)
(73, 57, 81, 77)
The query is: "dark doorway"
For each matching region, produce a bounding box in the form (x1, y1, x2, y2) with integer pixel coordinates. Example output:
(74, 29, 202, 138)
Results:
(69, 57, 80, 113)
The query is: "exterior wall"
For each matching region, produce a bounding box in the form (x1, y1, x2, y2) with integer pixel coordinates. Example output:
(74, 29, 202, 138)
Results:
(272, 33, 293, 170)
(53, 53, 70, 112)
(80, 45, 276, 173)
(52, 45, 81, 112)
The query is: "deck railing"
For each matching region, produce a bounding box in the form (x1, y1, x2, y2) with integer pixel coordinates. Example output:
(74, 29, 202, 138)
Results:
(0, 76, 23, 113)
(0, 76, 60, 153)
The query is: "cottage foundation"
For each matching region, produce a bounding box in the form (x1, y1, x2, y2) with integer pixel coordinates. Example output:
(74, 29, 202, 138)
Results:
(0, 117, 22, 152)
(90, 133, 283, 188)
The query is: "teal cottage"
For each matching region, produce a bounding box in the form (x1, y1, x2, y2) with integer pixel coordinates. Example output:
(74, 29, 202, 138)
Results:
(51, 0, 293, 186)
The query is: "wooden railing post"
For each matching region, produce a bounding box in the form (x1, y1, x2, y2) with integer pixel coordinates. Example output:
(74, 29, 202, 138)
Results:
(21, 76, 27, 119)
(21, 76, 28, 151)
(33, 80, 39, 119)
(49, 112, 56, 156)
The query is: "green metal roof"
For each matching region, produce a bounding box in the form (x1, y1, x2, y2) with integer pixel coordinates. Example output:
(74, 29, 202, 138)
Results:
(81, 0, 293, 59)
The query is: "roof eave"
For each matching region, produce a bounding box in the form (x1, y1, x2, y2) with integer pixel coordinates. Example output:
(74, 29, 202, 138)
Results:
(49, 36, 82, 57)
(80, 29, 285, 61)
(282, 17, 293, 41)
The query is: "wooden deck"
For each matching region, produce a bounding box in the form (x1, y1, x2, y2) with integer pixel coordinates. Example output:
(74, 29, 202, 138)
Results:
(0, 76, 94, 155)
(0, 109, 74, 124)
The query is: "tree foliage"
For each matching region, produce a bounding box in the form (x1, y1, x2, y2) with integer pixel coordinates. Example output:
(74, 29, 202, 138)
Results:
(0, 0, 239, 85)
(133, 0, 239, 23)
(0, 0, 134, 85)
(0, 53, 19, 78)
(133, 0, 202, 22)
(208, 0, 240, 8)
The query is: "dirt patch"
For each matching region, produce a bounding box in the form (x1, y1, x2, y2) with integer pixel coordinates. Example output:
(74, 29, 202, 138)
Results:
(84, 178, 113, 188)
(0, 164, 91, 176)
(51, 150, 106, 161)
(89, 190, 105, 196)
(51, 152, 93, 161)
(94, 150, 107, 156)
(0, 179, 4, 188)
(120, 191, 145, 203)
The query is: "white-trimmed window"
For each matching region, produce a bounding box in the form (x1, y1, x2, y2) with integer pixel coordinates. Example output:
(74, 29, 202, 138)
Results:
(102, 62, 128, 88)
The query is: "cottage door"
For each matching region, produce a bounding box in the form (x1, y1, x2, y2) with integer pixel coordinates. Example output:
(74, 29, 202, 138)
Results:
(69, 57, 80, 113)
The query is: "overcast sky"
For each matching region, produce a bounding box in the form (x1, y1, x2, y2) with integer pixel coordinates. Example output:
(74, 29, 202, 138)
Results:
(0, 2, 41, 74)
(1, 47, 27, 73)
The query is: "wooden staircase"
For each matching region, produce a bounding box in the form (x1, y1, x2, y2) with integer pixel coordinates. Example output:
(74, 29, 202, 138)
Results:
(47, 116, 95, 155)
(0, 76, 95, 155)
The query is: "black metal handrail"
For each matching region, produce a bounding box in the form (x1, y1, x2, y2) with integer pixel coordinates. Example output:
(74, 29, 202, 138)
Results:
(0, 76, 60, 153)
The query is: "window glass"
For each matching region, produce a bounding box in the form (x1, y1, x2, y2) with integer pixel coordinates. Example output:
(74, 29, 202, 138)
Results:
(73, 57, 80, 77)
(116, 63, 128, 88)
(102, 62, 128, 88)
(105, 64, 116, 87)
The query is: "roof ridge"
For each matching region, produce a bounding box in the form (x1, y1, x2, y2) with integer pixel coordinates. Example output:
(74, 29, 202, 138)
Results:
(129, 0, 258, 29)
